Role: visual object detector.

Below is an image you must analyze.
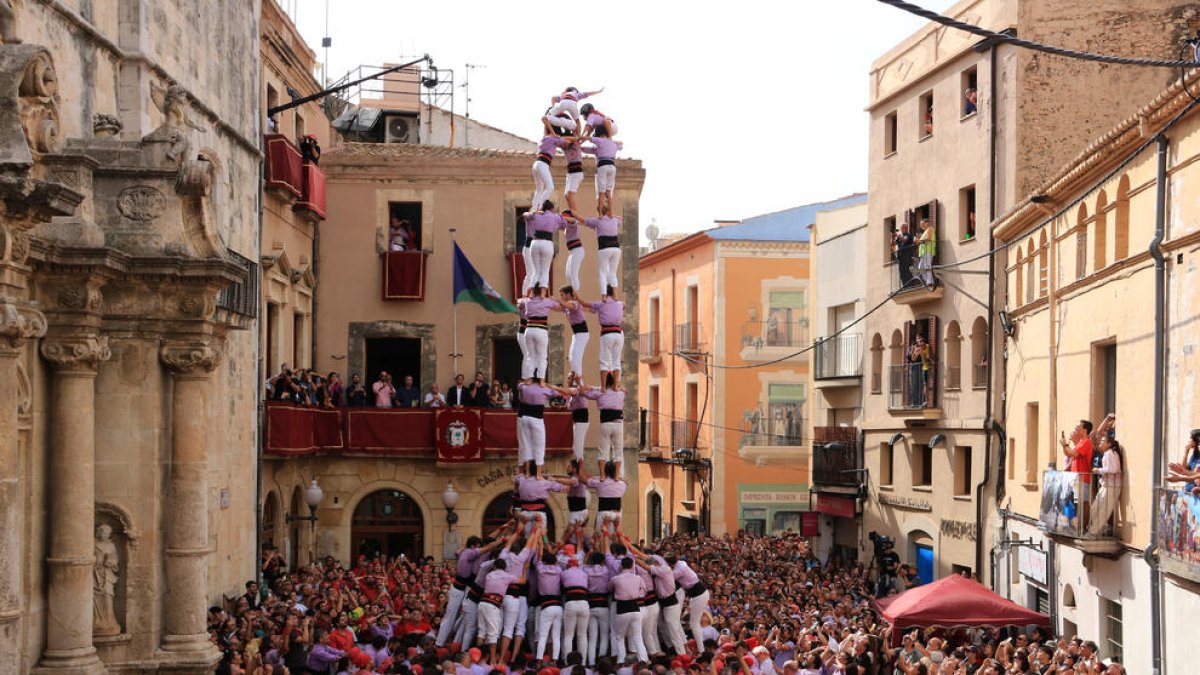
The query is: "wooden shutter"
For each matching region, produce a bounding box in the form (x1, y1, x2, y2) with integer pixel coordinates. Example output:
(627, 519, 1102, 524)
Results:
(928, 199, 940, 261)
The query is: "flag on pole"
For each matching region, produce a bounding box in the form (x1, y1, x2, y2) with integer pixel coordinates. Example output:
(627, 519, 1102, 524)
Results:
(452, 241, 518, 313)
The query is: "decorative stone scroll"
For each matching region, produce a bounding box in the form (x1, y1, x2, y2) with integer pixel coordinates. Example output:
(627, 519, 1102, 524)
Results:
(160, 340, 221, 375)
(0, 299, 46, 350)
(40, 335, 112, 371)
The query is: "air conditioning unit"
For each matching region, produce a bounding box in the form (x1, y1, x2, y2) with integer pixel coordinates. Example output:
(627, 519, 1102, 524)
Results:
(384, 114, 418, 144)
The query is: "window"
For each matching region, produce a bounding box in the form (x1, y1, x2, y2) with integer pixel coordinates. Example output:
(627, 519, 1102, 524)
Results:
(1025, 241, 1035, 304)
(1094, 190, 1108, 270)
(767, 383, 805, 446)
(766, 291, 806, 347)
(970, 317, 988, 389)
(294, 111, 306, 145)
(883, 215, 898, 264)
(959, 185, 977, 241)
(648, 385, 661, 448)
(870, 333, 884, 394)
(1025, 403, 1039, 484)
(1030, 586, 1050, 615)
(648, 296, 660, 348)
(514, 205, 531, 249)
(1075, 204, 1088, 280)
(918, 90, 934, 138)
(685, 382, 699, 448)
(683, 469, 696, 502)
(365, 337, 422, 391)
(492, 338, 521, 390)
(1115, 175, 1130, 260)
(880, 442, 894, 486)
(292, 312, 306, 367)
(266, 84, 279, 131)
(1038, 231, 1048, 298)
(681, 284, 700, 350)
(388, 202, 423, 252)
(884, 111, 898, 155)
(266, 302, 280, 373)
(945, 320, 961, 390)
(952, 564, 973, 578)
(1007, 437, 1016, 482)
(1104, 598, 1123, 663)
(1014, 248, 1024, 305)
(1093, 342, 1117, 422)
(954, 446, 972, 496)
(961, 67, 978, 117)
(913, 443, 933, 487)
(742, 509, 767, 536)
(647, 492, 663, 542)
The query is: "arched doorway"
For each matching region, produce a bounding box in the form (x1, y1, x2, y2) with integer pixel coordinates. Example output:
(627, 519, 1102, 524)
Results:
(646, 491, 663, 542)
(483, 492, 556, 541)
(288, 486, 302, 567)
(261, 491, 279, 553)
(352, 489, 425, 559)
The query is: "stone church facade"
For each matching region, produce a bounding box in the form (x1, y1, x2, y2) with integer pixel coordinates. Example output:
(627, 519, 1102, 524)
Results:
(0, 1, 261, 673)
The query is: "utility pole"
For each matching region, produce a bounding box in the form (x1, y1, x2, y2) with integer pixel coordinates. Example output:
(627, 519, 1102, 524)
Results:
(462, 63, 485, 148)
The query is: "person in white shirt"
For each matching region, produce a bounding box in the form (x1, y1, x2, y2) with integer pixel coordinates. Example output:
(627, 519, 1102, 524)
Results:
(425, 384, 447, 408)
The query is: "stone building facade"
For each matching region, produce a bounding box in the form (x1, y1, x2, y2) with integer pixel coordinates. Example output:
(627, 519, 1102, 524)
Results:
(0, 1, 261, 673)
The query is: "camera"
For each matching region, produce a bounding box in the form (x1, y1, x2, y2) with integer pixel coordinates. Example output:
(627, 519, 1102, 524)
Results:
(868, 531, 894, 557)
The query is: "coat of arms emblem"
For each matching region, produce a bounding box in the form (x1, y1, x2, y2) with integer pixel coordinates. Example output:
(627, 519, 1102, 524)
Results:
(446, 420, 469, 448)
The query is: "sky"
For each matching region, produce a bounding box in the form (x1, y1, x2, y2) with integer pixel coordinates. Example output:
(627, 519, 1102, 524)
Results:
(287, 0, 957, 240)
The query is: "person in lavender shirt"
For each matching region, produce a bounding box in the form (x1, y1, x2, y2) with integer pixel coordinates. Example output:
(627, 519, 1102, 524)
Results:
(559, 544, 591, 662)
(437, 533, 506, 647)
(609, 556, 648, 663)
(532, 544, 565, 661)
(521, 227, 536, 295)
(563, 374, 591, 465)
(522, 205, 566, 291)
(306, 630, 346, 673)
(517, 377, 572, 477)
(583, 206, 623, 295)
(498, 529, 538, 664)
(562, 209, 586, 291)
(516, 295, 529, 376)
(665, 551, 710, 649)
(583, 549, 612, 664)
(561, 138, 587, 220)
(581, 128, 623, 215)
(531, 131, 575, 218)
(581, 374, 627, 479)
(558, 293, 590, 389)
(587, 461, 628, 538)
(521, 286, 558, 382)
(515, 461, 571, 535)
(580, 102, 618, 139)
(585, 287, 626, 387)
(545, 86, 604, 134)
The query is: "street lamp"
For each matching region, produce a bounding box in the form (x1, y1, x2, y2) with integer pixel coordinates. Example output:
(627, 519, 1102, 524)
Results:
(287, 477, 324, 563)
(442, 481, 459, 527)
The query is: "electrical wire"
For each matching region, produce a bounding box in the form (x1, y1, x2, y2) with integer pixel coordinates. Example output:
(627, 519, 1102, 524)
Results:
(642, 407, 803, 445)
(875, 0, 1199, 68)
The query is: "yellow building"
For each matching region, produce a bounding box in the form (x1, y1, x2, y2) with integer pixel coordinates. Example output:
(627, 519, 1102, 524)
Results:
(992, 71, 1200, 673)
(638, 195, 865, 539)
(861, 0, 1197, 588)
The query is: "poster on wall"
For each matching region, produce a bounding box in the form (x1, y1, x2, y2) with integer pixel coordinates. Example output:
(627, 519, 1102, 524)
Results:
(435, 407, 484, 466)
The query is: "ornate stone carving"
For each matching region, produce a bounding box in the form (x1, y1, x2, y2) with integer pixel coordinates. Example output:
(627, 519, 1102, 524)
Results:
(17, 49, 60, 155)
(116, 185, 166, 223)
(92, 113, 122, 137)
(93, 524, 121, 637)
(160, 341, 221, 374)
(40, 335, 111, 371)
(15, 359, 30, 417)
(0, 299, 47, 350)
(148, 82, 207, 163)
(0, 0, 18, 45)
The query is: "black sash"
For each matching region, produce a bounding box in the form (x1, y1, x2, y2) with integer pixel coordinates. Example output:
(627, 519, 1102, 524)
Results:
(567, 495, 587, 512)
(571, 321, 589, 334)
(588, 593, 608, 608)
(598, 497, 622, 511)
(519, 500, 547, 511)
(482, 592, 503, 607)
(616, 599, 639, 614)
(564, 587, 588, 602)
(600, 409, 623, 423)
(567, 239, 583, 250)
(658, 593, 679, 608)
(597, 159, 616, 167)
(539, 596, 562, 608)
(567, 161, 584, 174)
(520, 403, 545, 419)
(642, 591, 658, 607)
(572, 408, 589, 424)
(685, 580, 708, 598)
(534, 231, 553, 240)
(598, 235, 619, 249)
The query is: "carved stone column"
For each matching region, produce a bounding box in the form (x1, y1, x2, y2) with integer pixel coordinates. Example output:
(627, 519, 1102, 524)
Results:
(0, 299, 45, 668)
(36, 333, 110, 675)
(158, 340, 221, 668)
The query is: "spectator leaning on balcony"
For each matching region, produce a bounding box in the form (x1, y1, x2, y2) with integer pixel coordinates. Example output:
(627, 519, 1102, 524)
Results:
(424, 384, 447, 408)
(345, 372, 368, 407)
(892, 221, 915, 288)
(1166, 428, 1200, 494)
(396, 375, 421, 408)
(372, 371, 396, 408)
(916, 218, 936, 288)
(1061, 414, 1115, 529)
(907, 334, 931, 407)
(1087, 431, 1123, 537)
(299, 133, 321, 164)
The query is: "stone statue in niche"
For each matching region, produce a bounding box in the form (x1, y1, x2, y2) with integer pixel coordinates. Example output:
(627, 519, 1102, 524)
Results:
(0, 0, 19, 45)
(93, 524, 121, 636)
(149, 82, 206, 162)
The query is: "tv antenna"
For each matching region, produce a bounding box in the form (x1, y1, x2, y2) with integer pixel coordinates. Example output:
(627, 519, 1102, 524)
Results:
(462, 63, 486, 147)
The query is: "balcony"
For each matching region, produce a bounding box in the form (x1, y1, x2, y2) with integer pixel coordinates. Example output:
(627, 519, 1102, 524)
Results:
(1039, 470, 1122, 556)
(294, 160, 326, 220)
(671, 420, 701, 451)
(381, 251, 429, 301)
(812, 426, 861, 489)
(889, 243, 945, 306)
(739, 320, 808, 362)
(739, 408, 805, 465)
(1157, 486, 1200, 582)
(887, 363, 941, 417)
(264, 134, 302, 198)
(813, 334, 863, 382)
(674, 322, 704, 353)
(638, 331, 662, 364)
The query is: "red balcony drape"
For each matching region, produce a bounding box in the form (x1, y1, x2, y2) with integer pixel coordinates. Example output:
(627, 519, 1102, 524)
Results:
(296, 160, 326, 219)
(381, 251, 428, 301)
(264, 134, 302, 197)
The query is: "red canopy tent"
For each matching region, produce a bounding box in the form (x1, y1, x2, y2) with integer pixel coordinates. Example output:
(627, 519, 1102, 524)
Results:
(875, 574, 1050, 645)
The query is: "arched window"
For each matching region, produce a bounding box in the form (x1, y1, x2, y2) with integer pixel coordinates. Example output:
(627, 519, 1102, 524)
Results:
(1014, 247, 1024, 305)
(888, 330, 904, 406)
(870, 333, 884, 394)
(970, 317, 988, 388)
(1075, 204, 1088, 280)
(1094, 190, 1108, 270)
(945, 321, 962, 390)
(262, 491, 279, 552)
(647, 491, 663, 542)
(352, 489, 425, 559)
(1115, 175, 1130, 260)
(1025, 241, 1035, 304)
(1038, 231, 1048, 298)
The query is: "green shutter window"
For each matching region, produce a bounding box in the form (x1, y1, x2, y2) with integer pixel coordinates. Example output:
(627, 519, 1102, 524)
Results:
(769, 291, 806, 309)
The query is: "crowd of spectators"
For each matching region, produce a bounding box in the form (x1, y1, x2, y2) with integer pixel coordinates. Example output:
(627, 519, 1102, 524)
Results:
(214, 532, 1125, 675)
(265, 365, 530, 410)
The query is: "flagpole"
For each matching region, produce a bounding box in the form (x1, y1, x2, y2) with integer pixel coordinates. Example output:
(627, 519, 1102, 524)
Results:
(449, 228, 462, 374)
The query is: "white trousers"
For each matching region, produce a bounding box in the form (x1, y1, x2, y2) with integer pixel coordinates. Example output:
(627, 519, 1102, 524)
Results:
(517, 329, 527, 360)
(522, 327, 549, 380)
(660, 601, 686, 655)
(568, 330, 589, 377)
(518, 415, 547, 466)
(535, 604, 563, 660)
(502, 595, 527, 638)
(596, 164, 617, 195)
(532, 161, 554, 212)
(518, 508, 548, 536)
(565, 171, 585, 195)
(566, 246, 585, 291)
(522, 244, 534, 294)
(572, 420, 589, 462)
(599, 332, 623, 373)
(550, 98, 581, 120)
(569, 506, 589, 526)
(598, 420, 623, 464)
(1087, 484, 1120, 536)
(563, 600, 590, 662)
(529, 239, 555, 289)
(477, 601, 502, 645)
(598, 247, 622, 292)
(587, 605, 609, 664)
(457, 596, 479, 646)
(918, 252, 934, 286)
(544, 113, 577, 132)
(612, 609, 647, 663)
(684, 590, 709, 648)
(437, 585, 467, 646)
(640, 602, 661, 655)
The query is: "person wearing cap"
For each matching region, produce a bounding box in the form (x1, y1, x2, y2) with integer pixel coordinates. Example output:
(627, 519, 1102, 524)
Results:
(610, 557, 649, 663)
(560, 546, 591, 662)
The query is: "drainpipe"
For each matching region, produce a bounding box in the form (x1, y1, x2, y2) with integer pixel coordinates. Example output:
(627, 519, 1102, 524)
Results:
(255, 95, 266, 586)
(1146, 134, 1168, 675)
(975, 39, 1000, 581)
(670, 268, 677, 529)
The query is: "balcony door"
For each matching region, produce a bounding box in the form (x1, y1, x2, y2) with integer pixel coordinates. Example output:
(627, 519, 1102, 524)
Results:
(365, 337, 422, 392)
(833, 303, 856, 375)
(492, 337, 522, 390)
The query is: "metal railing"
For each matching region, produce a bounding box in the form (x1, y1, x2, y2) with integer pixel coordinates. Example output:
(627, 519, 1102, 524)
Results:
(638, 331, 661, 361)
(814, 334, 863, 379)
(889, 241, 942, 294)
(671, 420, 701, 450)
(674, 322, 704, 352)
(740, 414, 803, 447)
(741, 320, 808, 349)
(812, 426, 861, 486)
(888, 363, 939, 410)
(1156, 486, 1200, 566)
(1040, 470, 1116, 538)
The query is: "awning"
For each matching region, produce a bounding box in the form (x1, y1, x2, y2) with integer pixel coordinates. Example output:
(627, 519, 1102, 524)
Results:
(876, 574, 1050, 645)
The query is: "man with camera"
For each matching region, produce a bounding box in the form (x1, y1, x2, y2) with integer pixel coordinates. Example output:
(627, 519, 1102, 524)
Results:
(870, 532, 900, 596)
(372, 371, 396, 408)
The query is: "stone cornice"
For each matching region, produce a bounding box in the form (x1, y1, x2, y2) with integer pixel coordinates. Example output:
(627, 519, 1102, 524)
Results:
(40, 333, 111, 372)
(0, 298, 47, 350)
(160, 339, 221, 375)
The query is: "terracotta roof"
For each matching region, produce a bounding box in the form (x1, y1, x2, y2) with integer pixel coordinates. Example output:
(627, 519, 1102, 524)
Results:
(325, 142, 538, 160)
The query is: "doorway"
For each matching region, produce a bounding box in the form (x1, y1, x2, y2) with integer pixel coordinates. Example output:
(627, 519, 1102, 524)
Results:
(365, 338, 422, 390)
(351, 489, 425, 559)
(915, 544, 934, 584)
(483, 492, 556, 541)
(492, 337, 523, 390)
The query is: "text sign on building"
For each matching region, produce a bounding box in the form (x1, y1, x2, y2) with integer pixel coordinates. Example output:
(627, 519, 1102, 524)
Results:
(1018, 547, 1047, 585)
(741, 491, 806, 505)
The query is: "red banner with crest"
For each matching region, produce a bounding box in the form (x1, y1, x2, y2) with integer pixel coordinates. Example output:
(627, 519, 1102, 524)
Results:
(435, 407, 484, 466)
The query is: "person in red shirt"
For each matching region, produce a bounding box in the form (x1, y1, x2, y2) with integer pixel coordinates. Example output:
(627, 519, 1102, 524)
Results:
(328, 611, 357, 652)
(1061, 414, 1115, 531)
